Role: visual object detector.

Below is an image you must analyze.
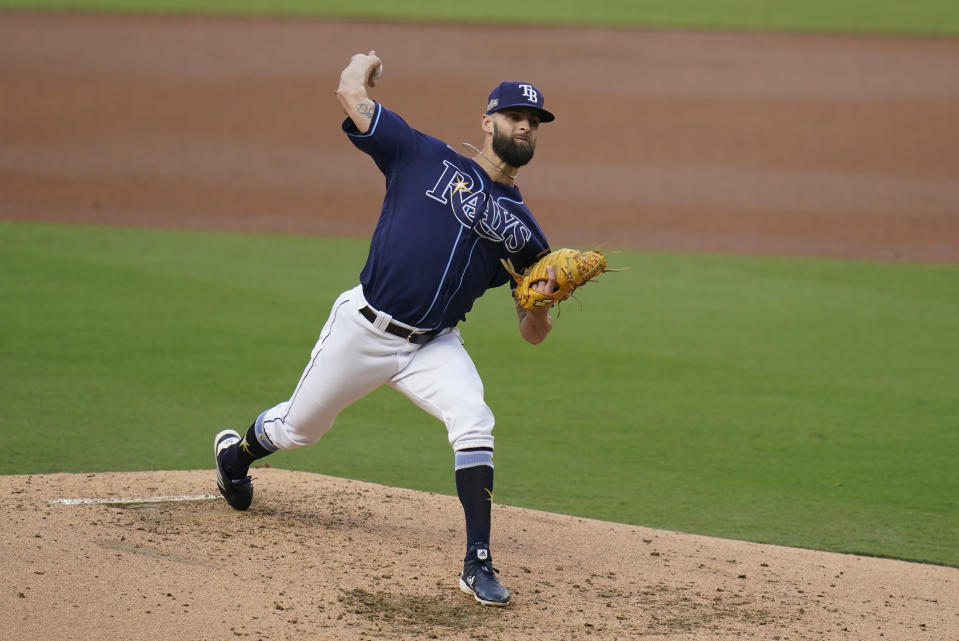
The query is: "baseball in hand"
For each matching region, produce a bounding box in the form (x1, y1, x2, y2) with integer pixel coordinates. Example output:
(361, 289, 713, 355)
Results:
(369, 62, 383, 85)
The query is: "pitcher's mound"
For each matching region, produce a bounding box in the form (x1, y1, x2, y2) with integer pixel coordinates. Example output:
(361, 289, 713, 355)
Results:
(2, 468, 955, 640)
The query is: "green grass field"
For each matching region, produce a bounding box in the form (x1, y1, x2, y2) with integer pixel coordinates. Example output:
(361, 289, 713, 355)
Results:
(2, 0, 959, 36)
(2, 222, 956, 567)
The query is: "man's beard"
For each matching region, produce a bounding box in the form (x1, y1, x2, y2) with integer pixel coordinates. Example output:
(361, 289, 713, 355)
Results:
(492, 123, 535, 168)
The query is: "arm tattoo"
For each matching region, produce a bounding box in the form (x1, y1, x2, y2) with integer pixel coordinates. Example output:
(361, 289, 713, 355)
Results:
(356, 103, 374, 118)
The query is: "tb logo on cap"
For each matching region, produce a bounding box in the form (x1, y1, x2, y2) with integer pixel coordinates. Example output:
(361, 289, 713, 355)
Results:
(519, 84, 539, 104)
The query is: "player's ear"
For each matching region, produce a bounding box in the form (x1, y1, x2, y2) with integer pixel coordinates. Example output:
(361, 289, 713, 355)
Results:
(481, 114, 494, 135)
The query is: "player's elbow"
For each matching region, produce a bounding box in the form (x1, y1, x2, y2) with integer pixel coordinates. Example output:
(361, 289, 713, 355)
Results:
(523, 332, 547, 346)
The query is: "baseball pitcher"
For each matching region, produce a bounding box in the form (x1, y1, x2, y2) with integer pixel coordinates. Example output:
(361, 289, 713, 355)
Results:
(214, 51, 609, 606)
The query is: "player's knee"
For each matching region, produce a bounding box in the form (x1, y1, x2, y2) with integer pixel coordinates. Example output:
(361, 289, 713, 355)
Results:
(448, 404, 495, 451)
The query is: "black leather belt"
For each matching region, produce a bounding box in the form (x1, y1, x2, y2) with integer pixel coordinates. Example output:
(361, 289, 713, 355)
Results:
(359, 306, 441, 345)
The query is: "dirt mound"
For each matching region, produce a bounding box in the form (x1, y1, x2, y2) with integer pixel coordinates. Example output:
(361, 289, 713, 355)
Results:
(1, 469, 955, 640)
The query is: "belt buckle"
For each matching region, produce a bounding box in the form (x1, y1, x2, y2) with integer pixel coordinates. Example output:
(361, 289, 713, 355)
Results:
(408, 328, 437, 345)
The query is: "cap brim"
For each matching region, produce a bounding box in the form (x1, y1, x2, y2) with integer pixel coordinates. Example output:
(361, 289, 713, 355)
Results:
(488, 103, 555, 123)
(535, 109, 556, 123)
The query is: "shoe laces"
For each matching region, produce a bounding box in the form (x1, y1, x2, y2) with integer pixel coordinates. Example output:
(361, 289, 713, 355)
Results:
(468, 557, 500, 577)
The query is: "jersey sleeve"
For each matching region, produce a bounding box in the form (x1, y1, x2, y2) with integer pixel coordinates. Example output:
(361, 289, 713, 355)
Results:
(342, 103, 420, 175)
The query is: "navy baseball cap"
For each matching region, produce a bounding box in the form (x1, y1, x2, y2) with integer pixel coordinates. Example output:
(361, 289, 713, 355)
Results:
(485, 81, 556, 123)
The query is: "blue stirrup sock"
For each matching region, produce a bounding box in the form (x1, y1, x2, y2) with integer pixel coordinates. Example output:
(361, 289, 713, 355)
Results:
(455, 448, 494, 554)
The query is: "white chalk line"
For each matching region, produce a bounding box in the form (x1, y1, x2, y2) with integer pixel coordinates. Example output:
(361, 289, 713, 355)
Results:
(48, 494, 219, 505)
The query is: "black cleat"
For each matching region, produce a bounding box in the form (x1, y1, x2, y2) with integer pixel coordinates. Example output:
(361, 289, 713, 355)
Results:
(459, 543, 511, 606)
(214, 429, 253, 511)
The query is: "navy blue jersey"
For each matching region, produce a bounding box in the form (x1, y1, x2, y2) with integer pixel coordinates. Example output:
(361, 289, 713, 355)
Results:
(343, 103, 550, 329)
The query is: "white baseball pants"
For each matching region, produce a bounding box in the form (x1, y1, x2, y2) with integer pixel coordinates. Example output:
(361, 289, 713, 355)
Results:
(256, 285, 496, 453)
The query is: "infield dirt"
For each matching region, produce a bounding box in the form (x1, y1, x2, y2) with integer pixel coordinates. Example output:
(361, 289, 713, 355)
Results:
(1, 11, 958, 641)
(3, 469, 957, 640)
(2, 11, 959, 262)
